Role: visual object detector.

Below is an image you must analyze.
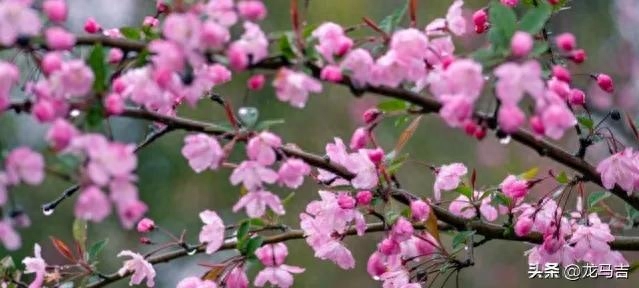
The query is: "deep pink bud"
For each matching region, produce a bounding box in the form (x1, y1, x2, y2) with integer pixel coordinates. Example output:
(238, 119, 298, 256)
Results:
(156, 1, 169, 13)
(349, 127, 368, 150)
(500, 0, 519, 7)
(139, 237, 153, 244)
(108, 48, 124, 64)
(356, 191, 373, 206)
(367, 148, 384, 165)
(548, 0, 560, 4)
(43, 0, 67, 23)
(320, 65, 343, 83)
(555, 33, 576, 52)
(41, 52, 62, 75)
(596, 74, 614, 93)
(33, 100, 56, 122)
(529, 116, 545, 135)
(410, 200, 430, 221)
(84, 17, 101, 34)
(363, 108, 381, 124)
(511, 31, 533, 57)
(105, 93, 125, 115)
(378, 238, 400, 255)
(474, 127, 487, 140)
(112, 78, 126, 94)
(136, 218, 155, 233)
(472, 9, 488, 34)
(337, 194, 356, 209)
(45, 27, 76, 51)
(464, 121, 478, 136)
(514, 216, 533, 236)
(551, 65, 571, 83)
(569, 49, 586, 64)
(237, 0, 267, 21)
(247, 74, 266, 91)
(367, 252, 386, 277)
(569, 89, 586, 106)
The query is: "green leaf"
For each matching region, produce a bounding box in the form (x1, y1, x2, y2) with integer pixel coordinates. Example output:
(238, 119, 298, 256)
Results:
(255, 119, 285, 130)
(87, 44, 108, 92)
(379, 3, 408, 33)
(72, 218, 87, 250)
(625, 203, 639, 222)
(452, 230, 476, 249)
(86, 102, 105, 128)
(88, 239, 109, 262)
(519, 167, 539, 180)
(385, 210, 400, 225)
(492, 193, 511, 207)
(531, 41, 549, 57)
(278, 33, 297, 61)
(519, 2, 552, 34)
(471, 48, 502, 67)
(377, 99, 409, 112)
(282, 192, 296, 206)
(386, 153, 409, 174)
(119, 27, 142, 40)
(236, 221, 250, 241)
(587, 191, 610, 208)
(455, 185, 473, 199)
(488, 1, 518, 52)
(555, 171, 569, 184)
(577, 115, 594, 129)
(244, 236, 264, 258)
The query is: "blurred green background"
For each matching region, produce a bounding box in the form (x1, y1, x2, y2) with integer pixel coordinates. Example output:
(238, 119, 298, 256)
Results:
(1, 0, 639, 287)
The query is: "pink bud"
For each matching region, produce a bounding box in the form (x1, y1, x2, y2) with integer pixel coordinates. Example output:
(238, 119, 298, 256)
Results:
(337, 194, 356, 209)
(548, 0, 560, 4)
(226, 266, 249, 288)
(510, 31, 533, 57)
(255, 243, 288, 266)
(105, 93, 125, 115)
(43, 0, 67, 23)
(497, 105, 525, 133)
(410, 200, 430, 221)
(356, 191, 373, 206)
(555, 33, 576, 52)
(84, 17, 101, 34)
(569, 49, 586, 64)
(33, 100, 56, 122)
(247, 74, 265, 91)
(547, 77, 570, 99)
(464, 121, 478, 136)
(143, 16, 159, 27)
(367, 147, 384, 165)
(227, 45, 248, 71)
(474, 127, 487, 140)
(500, 0, 519, 7)
(568, 89, 586, 106)
(349, 127, 368, 150)
(551, 65, 571, 83)
(367, 252, 386, 277)
(237, 0, 267, 21)
(378, 238, 400, 255)
(45, 27, 76, 51)
(363, 108, 381, 124)
(514, 216, 533, 236)
(156, 1, 169, 13)
(112, 77, 126, 94)
(596, 73, 614, 93)
(139, 237, 153, 244)
(41, 52, 62, 75)
(108, 48, 124, 64)
(46, 119, 78, 151)
(136, 218, 155, 233)
(529, 115, 545, 135)
(320, 65, 343, 83)
(472, 9, 488, 34)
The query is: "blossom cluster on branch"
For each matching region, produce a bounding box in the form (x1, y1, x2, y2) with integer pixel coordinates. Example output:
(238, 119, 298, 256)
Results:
(0, 0, 638, 287)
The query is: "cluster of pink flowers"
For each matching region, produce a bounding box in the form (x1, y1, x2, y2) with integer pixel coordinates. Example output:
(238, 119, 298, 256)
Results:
(0, 0, 41, 46)
(596, 148, 639, 194)
(254, 243, 305, 288)
(317, 137, 378, 189)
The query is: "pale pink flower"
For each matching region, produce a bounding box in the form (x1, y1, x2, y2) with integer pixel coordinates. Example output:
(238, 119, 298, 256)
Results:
(319, 65, 343, 82)
(198, 210, 225, 254)
(448, 192, 497, 221)
(5, 147, 44, 185)
(0, 220, 20, 250)
(46, 119, 78, 151)
(117, 250, 156, 287)
(23, 244, 46, 288)
(494, 61, 545, 106)
(429, 59, 484, 101)
(45, 27, 76, 50)
(410, 200, 430, 221)
(0, 61, 19, 110)
(273, 68, 322, 108)
(247, 132, 282, 165)
(237, 0, 267, 21)
(497, 104, 526, 133)
(176, 277, 218, 288)
(230, 161, 279, 191)
(349, 127, 368, 150)
(433, 163, 467, 201)
(226, 266, 249, 288)
(115, 199, 148, 229)
(312, 22, 353, 63)
(43, 0, 67, 23)
(200, 20, 230, 49)
(149, 40, 185, 73)
(233, 190, 285, 218)
(182, 133, 224, 173)
(317, 138, 350, 186)
(205, 0, 237, 27)
(511, 31, 533, 57)
(162, 13, 202, 49)
(340, 48, 374, 87)
(74, 186, 112, 222)
(343, 150, 378, 189)
(445, 0, 467, 36)
(227, 22, 268, 70)
(86, 142, 137, 186)
(499, 175, 528, 199)
(570, 214, 618, 264)
(277, 158, 311, 189)
(313, 240, 356, 269)
(53, 60, 95, 98)
(538, 100, 577, 140)
(438, 96, 473, 128)
(0, 1, 42, 45)
(254, 265, 305, 288)
(596, 148, 639, 193)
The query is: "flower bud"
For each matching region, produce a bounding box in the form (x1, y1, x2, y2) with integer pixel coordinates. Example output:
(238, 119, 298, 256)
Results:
(320, 65, 343, 83)
(84, 17, 101, 34)
(569, 49, 587, 64)
(43, 0, 67, 23)
(472, 9, 488, 34)
(45, 27, 76, 51)
(511, 31, 533, 57)
(568, 88, 586, 106)
(136, 218, 155, 233)
(596, 73, 614, 93)
(237, 0, 267, 21)
(378, 238, 400, 255)
(41, 52, 62, 75)
(551, 65, 571, 83)
(529, 116, 545, 135)
(367, 147, 384, 165)
(349, 127, 368, 150)
(356, 191, 373, 206)
(105, 93, 125, 115)
(555, 33, 576, 52)
(337, 194, 356, 209)
(108, 48, 124, 64)
(514, 216, 533, 236)
(247, 74, 265, 91)
(363, 108, 381, 124)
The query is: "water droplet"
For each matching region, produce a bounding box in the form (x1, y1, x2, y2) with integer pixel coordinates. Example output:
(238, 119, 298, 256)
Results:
(43, 207, 55, 216)
(499, 135, 511, 145)
(70, 109, 80, 117)
(187, 249, 197, 256)
(464, 245, 469, 251)
(237, 107, 259, 128)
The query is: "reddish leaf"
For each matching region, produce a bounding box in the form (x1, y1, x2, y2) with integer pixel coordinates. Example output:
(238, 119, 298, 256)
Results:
(409, 0, 417, 27)
(50, 236, 75, 262)
(471, 168, 477, 191)
(393, 115, 423, 155)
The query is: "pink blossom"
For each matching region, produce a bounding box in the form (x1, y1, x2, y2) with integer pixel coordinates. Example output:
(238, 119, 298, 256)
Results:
(181, 133, 224, 173)
(429, 59, 484, 102)
(226, 266, 249, 288)
(143, 16, 159, 28)
(356, 190, 373, 205)
(511, 31, 533, 57)
(108, 48, 124, 64)
(75, 186, 112, 222)
(230, 161, 278, 191)
(433, 163, 467, 201)
(273, 68, 322, 108)
(117, 250, 156, 287)
(312, 22, 353, 63)
(596, 73, 614, 93)
(497, 105, 526, 133)
(552, 65, 572, 83)
(5, 147, 44, 185)
(0, 61, 20, 111)
(247, 74, 266, 90)
(277, 158, 311, 189)
(254, 265, 304, 288)
(343, 150, 378, 189)
(162, 13, 202, 49)
(438, 96, 473, 128)
(256, 243, 288, 266)
(176, 277, 218, 288)
(569, 214, 619, 264)
(198, 210, 225, 254)
(43, 0, 67, 22)
(0, 220, 20, 250)
(538, 99, 577, 140)
(314, 240, 356, 269)
(23, 244, 46, 288)
(500, 175, 529, 199)
(149, 40, 185, 73)
(410, 200, 430, 221)
(53, 60, 95, 98)
(0, 1, 41, 45)
(501, 0, 519, 7)
(137, 218, 155, 233)
(493, 61, 545, 106)
(200, 20, 230, 49)
(45, 27, 76, 50)
(233, 190, 285, 218)
(227, 22, 268, 70)
(448, 192, 498, 221)
(205, 0, 237, 27)
(514, 215, 533, 236)
(115, 199, 148, 229)
(349, 127, 368, 150)
(247, 132, 282, 165)
(105, 93, 125, 115)
(46, 119, 78, 151)
(85, 141, 137, 186)
(337, 194, 356, 209)
(555, 33, 576, 52)
(568, 88, 586, 106)
(390, 217, 414, 241)
(596, 148, 639, 193)
(320, 65, 343, 82)
(84, 17, 101, 33)
(473, 9, 488, 33)
(237, 0, 267, 21)
(445, 0, 467, 36)
(340, 48, 374, 87)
